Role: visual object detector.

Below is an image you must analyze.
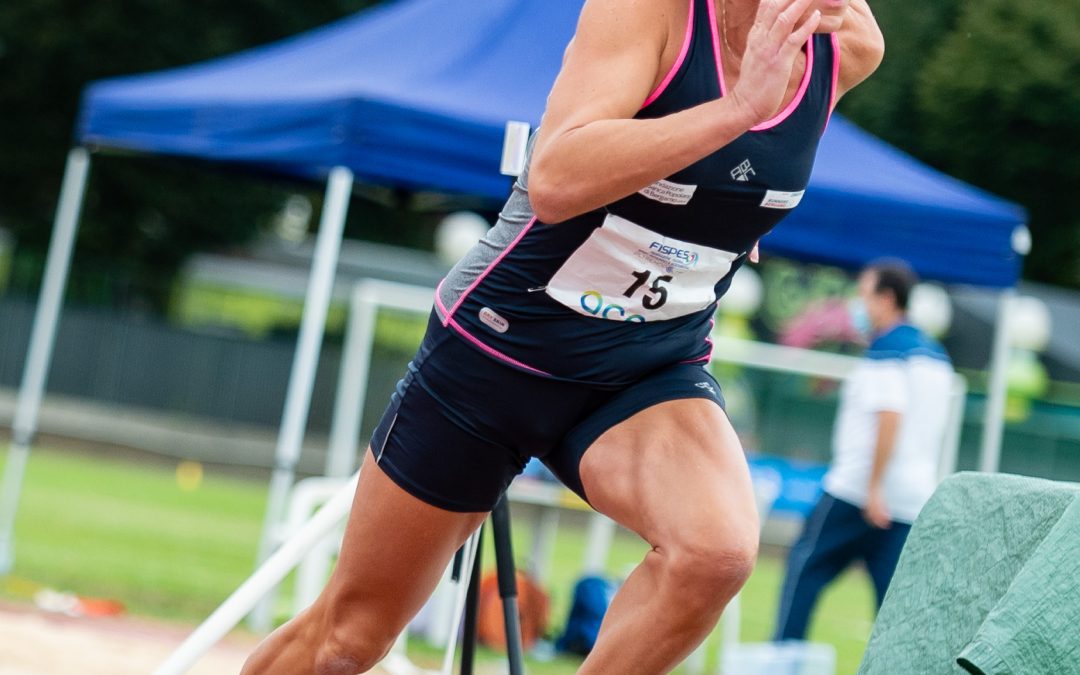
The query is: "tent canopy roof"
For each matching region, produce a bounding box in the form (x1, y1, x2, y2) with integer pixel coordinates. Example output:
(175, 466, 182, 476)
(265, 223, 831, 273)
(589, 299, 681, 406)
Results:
(77, 0, 1027, 288)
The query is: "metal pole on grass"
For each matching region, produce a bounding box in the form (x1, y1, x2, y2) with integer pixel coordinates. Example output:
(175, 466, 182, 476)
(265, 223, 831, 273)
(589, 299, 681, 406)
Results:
(324, 279, 435, 478)
(324, 284, 378, 478)
(939, 375, 968, 481)
(490, 496, 525, 675)
(979, 289, 1014, 473)
(153, 473, 359, 675)
(250, 166, 353, 631)
(0, 147, 90, 574)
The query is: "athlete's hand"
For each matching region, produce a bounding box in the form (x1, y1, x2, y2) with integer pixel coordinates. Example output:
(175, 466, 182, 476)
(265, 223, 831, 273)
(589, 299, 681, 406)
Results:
(729, 0, 822, 125)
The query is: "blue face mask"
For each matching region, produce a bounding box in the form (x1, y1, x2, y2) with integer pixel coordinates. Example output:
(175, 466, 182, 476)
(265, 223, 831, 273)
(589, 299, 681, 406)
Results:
(848, 298, 872, 336)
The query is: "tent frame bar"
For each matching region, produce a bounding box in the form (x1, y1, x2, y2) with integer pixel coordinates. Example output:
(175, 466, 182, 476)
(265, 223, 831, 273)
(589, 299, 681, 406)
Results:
(979, 289, 1015, 472)
(152, 472, 361, 675)
(0, 146, 91, 574)
(250, 166, 354, 631)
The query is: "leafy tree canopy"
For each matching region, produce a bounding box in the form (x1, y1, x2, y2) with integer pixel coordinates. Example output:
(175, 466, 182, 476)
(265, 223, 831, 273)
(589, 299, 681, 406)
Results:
(916, 0, 1080, 286)
(0, 0, 381, 306)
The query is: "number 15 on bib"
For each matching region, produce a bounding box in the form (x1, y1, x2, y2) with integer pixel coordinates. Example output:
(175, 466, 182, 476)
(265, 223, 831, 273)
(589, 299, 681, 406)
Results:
(545, 213, 740, 322)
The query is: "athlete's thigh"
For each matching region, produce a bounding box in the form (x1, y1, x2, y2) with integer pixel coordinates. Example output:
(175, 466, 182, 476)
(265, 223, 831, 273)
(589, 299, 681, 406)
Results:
(320, 449, 487, 634)
(578, 396, 758, 549)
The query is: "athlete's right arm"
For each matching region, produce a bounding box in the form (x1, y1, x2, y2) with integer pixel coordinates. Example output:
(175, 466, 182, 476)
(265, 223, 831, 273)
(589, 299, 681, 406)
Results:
(529, 0, 821, 224)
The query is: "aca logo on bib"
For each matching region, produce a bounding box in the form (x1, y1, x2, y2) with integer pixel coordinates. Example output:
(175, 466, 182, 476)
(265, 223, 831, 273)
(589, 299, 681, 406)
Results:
(580, 291, 646, 322)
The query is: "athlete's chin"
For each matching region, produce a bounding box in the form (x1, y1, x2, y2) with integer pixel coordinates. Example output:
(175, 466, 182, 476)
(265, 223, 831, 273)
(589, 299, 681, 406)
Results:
(811, 0, 849, 32)
(814, 14, 846, 34)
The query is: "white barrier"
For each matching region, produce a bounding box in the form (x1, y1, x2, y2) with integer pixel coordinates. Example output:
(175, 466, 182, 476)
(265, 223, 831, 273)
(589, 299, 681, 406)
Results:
(152, 472, 360, 675)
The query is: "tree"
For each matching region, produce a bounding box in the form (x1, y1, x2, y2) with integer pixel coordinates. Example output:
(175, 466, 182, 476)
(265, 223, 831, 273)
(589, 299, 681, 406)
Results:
(837, 0, 961, 153)
(916, 0, 1080, 286)
(0, 0, 380, 308)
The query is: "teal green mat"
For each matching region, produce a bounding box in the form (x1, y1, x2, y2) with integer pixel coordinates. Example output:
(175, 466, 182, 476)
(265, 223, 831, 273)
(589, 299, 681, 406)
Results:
(955, 492, 1080, 674)
(858, 472, 1080, 675)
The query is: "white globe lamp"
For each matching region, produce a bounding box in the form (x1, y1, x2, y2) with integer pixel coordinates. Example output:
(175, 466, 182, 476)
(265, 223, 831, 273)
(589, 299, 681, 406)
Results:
(720, 266, 764, 317)
(908, 283, 953, 338)
(1008, 295, 1052, 352)
(435, 211, 490, 265)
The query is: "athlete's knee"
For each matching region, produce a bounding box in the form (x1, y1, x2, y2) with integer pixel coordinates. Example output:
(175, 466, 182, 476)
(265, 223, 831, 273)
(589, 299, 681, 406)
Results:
(311, 598, 400, 675)
(313, 625, 396, 675)
(314, 652, 386, 675)
(665, 535, 758, 605)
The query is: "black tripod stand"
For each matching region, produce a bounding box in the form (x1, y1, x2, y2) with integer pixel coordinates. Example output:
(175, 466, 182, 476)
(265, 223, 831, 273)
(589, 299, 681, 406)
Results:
(454, 493, 526, 675)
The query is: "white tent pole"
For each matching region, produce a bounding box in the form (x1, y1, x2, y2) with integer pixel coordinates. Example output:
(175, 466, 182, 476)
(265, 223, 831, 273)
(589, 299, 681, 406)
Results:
(979, 288, 1015, 473)
(0, 147, 91, 574)
(938, 375, 968, 481)
(438, 531, 480, 675)
(324, 278, 435, 480)
(250, 166, 353, 631)
(153, 472, 360, 675)
(324, 284, 378, 478)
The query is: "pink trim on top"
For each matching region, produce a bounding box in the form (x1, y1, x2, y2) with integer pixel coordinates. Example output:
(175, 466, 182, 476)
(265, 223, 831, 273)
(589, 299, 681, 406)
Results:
(824, 32, 841, 132)
(681, 353, 712, 364)
(445, 316, 551, 376)
(704, 315, 716, 362)
(442, 216, 538, 326)
(712, 4, 815, 132)
(435, 278, 550, 375)
(707, 0, 727, 97)
(681, 316, 715, 364)
(750, 36, 815, 131)
(641, 0, 696, 109)
(434, 278, 449, 316)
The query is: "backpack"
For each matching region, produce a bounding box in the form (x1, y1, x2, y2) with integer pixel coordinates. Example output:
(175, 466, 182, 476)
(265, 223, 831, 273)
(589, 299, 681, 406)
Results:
(555, 575, 618, 656)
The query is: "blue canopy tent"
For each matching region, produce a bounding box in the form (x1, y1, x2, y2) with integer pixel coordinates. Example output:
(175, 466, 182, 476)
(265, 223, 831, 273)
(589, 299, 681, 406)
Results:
(772, 116, 1027, 289)
(77, 0, 576, 199)
(74, 0, 1027, 288)
(2, 0, 1027, 611)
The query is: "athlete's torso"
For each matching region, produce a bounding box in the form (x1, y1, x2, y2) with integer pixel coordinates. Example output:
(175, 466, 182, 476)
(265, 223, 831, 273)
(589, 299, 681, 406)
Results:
(436, 0, 839, 386)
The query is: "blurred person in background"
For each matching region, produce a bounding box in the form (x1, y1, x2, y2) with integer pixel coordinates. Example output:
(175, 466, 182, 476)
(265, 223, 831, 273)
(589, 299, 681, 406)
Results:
(774, 259, 955, 641)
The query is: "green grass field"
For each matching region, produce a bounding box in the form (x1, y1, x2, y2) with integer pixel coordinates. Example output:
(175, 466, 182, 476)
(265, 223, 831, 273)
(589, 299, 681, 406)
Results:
(0, 447, 875, 674)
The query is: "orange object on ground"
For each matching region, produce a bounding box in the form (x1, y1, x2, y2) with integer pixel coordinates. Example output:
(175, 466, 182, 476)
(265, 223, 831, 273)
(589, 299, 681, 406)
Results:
(477, 570, 549, 651)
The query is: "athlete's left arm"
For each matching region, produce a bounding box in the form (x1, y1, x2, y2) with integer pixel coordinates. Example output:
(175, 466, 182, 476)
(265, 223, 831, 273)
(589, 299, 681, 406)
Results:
(833, 0, 884, 104)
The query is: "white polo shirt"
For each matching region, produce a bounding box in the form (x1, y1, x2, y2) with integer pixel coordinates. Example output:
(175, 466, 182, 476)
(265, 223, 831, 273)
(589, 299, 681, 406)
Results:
(823, 323, 954, 524)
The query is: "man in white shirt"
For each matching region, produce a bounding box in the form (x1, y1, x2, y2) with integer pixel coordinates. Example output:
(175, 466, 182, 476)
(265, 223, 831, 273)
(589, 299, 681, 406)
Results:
(774, 260, 954, 641)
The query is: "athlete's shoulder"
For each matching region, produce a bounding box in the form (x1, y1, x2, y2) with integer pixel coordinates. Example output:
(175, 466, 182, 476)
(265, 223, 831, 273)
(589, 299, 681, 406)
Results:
(833, 0, 885, 101)
(572, 0, 677, 41)
(529, 0, 675, 222)
(563, 0, 678, 73)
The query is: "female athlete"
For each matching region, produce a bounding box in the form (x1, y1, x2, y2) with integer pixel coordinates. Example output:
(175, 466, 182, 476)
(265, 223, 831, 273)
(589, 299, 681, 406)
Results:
(243, 0, 883, 672)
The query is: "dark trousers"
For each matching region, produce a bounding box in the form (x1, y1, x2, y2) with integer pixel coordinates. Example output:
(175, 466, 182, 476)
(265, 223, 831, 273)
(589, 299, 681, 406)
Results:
(773, 493, 912, 641)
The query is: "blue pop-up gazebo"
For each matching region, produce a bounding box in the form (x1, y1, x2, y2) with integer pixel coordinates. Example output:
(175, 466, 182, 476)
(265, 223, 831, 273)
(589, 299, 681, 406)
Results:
(1, 0, 1027, 588)
(74, 0, 1027, 288)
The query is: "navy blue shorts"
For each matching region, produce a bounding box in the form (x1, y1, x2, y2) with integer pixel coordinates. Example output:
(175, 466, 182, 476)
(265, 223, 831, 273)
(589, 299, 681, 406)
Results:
(370, 312, 726, 512)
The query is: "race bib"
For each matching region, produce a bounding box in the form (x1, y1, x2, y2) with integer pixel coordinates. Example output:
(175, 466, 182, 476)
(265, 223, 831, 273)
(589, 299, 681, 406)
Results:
(545, 213, 740, 322)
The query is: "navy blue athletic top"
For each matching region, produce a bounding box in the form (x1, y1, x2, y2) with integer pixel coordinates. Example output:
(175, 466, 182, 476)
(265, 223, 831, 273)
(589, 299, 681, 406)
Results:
(436, 0, 839, 387)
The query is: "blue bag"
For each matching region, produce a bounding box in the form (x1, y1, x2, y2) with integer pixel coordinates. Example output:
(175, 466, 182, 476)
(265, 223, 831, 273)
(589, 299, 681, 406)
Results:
(555, 575, 617, 655)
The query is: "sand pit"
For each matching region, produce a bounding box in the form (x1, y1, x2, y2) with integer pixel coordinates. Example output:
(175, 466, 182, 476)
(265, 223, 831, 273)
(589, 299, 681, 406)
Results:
(0, 602, 256, 675)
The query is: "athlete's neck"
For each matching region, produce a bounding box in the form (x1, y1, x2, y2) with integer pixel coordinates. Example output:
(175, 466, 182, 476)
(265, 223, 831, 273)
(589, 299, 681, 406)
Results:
(717, 0, 756, 65)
